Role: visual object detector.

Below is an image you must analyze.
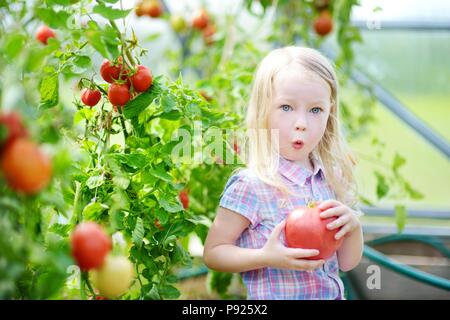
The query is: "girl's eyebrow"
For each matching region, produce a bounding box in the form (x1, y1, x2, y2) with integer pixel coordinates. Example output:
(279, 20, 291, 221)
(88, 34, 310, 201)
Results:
(274, 97, 329, 106)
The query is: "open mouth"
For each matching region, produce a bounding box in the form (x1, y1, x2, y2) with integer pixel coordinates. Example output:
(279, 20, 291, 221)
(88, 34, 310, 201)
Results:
(292, 140, 304, 149)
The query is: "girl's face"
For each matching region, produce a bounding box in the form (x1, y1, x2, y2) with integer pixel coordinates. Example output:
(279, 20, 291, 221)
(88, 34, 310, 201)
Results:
(268, 65, 332, 169)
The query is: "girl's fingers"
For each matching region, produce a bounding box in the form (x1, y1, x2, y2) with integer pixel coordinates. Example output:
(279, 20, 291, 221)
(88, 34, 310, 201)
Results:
(294, 259, 325, 271)
(320, 206, 346, 219)
(327, 213, 350, 230)
(287, 248, 320, 259)
(317, 199, 341, 210)
(270, 219, 286, 239)
(335, 223, 351, 240)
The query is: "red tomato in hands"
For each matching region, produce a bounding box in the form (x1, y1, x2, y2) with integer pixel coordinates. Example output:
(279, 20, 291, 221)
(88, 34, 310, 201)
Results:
(0, 139, 52, 194)
(0, 112, 29, 151)
(285, 201, 343, 260)
(36, 25, 56, 45)
(81, 88, 101, 107)
(108, 83, 131, 106)
(130, 65, 153, 92)
(71, 222, 112, 271)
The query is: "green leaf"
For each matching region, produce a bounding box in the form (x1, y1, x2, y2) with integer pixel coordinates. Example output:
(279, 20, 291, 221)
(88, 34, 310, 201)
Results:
(112, 175, 130, 189)
(86, 27, 109, 59)
(145, 284, 161, 300)
(4, 33, 26, 59)
(132, 217, 145, 248)
(48, 223, 71, 237)
(39, 74, 59, 110)
(73, 55, 91, 68)
(112, 153, 147, 170)
(160, 110, 182, 121)
(123, 89, 158, 119)
(392, 153, 406, 172)
(82, 202, 109, 220)
(394, 204, 407, 233)
(403, 181, 424, 200)
(159, 285, 180, 299)
(148, 167, 173, 183)
(93, 3, 132, 20)
(86, 175, 105, 189)
(158, 196, 183, 213)
(154, 208, 168, 225)
(208, 271, 233, 299)
(161, 94, 176, 112)
(374, 171, 389, 200)
(35, 8, 70, 29)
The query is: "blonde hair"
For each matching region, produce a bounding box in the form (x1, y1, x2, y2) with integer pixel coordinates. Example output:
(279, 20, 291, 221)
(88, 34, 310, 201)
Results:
(236, 46, 358, 208)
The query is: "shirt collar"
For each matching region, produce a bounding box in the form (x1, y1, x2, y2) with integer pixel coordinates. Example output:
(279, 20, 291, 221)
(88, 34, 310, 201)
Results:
(278, 152, 324, 187)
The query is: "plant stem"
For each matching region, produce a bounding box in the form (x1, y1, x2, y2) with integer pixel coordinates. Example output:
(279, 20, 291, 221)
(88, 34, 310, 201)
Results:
(118, 107, 129, 140)
(109, 20, 136, 66)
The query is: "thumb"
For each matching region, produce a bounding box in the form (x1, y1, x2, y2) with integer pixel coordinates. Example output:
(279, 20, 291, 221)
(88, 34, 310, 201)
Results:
(269, 219, 286, 240)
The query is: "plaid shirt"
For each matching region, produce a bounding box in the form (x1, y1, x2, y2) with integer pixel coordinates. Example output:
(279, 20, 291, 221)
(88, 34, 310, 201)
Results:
(219, 154, 345, 300)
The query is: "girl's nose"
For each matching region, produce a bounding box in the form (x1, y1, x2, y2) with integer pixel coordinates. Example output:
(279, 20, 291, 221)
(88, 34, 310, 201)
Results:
(295, 125, 306, 131)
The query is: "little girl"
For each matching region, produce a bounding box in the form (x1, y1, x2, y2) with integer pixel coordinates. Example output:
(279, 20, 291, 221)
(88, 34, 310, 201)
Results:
(203, 46, 364, 300)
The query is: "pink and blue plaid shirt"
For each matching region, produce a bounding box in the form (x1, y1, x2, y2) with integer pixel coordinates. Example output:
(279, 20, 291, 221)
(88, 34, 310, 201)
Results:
(219, 154, 345, 300)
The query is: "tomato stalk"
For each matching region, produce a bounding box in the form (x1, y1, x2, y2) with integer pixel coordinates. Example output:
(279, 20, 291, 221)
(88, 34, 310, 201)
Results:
(80, 271, 96, 300)
(109, 20, 136, 68)
(117, 107, 129, 140)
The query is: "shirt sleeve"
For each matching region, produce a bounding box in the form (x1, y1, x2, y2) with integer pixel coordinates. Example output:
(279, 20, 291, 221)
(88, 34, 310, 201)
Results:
(219, 172, 260, 228)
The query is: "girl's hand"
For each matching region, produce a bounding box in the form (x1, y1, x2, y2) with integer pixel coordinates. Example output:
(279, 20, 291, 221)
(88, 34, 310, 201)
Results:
(317, 200, 362, 240)
(260, 220, 325, 271)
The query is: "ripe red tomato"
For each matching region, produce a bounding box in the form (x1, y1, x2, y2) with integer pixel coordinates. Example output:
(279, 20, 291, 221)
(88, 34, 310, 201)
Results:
(147, 0, 163, 18)
(108, 83, 131, 106)
(285, 201, 343, 260)
(71, 222, 112, 271)
(91, 255, 134, 298)
(179, 190, 189, 210)
(136, 0, 163, 18)
(0, 112, 29, 151)
(35, 25, 56, 45)
(314, 10, 333, 36)
(100, 59, 128, 83)
(81, 88, 101, 107)
(154, 219, 164, 231)
(0, 139, 52, 194)
(192, 9, 209, 30)
(130, 65, 152, 92)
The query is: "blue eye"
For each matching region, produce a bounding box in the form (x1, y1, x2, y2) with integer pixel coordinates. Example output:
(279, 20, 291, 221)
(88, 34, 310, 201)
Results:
(311, 107, 323, 114)
(280, 105, 292, 112)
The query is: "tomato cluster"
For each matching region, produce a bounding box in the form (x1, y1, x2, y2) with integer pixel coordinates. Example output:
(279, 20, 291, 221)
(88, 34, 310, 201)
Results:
(0, 112, 52, 195)
(135, 0, 163, 18)
(192, 9, 216, 45)
(79, 57, 153, 110)
(71, 222, 134, 298)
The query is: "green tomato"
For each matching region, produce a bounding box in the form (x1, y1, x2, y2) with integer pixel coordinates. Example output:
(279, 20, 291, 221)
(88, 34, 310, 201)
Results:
(91, 255, 134, 298)
(170, 15, 188, 33)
